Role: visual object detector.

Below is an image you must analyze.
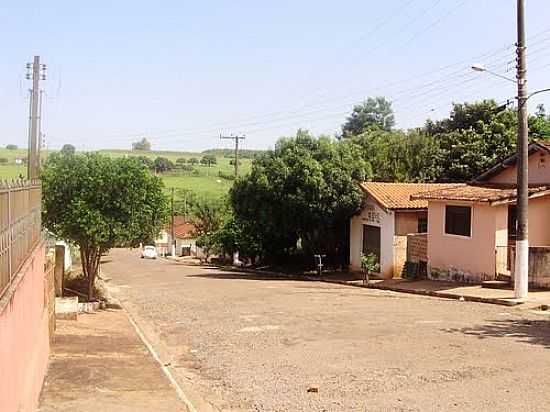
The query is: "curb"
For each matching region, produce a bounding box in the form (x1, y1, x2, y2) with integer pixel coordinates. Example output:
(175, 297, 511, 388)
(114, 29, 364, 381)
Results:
(213, 265, 521, 307)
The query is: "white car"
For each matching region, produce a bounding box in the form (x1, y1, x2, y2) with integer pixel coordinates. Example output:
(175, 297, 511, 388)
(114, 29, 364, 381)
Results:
(141, 246, 158, 259)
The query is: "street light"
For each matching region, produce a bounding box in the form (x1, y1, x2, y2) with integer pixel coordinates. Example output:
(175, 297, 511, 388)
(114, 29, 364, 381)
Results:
(470, 64, 517, 83)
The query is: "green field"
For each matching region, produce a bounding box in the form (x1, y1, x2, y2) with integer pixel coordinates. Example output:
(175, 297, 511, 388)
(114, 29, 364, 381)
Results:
(0, 148, 252, 201)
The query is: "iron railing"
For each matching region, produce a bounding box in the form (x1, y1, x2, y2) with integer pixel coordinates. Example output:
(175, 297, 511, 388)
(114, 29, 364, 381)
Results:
(0, 180, 42, 298)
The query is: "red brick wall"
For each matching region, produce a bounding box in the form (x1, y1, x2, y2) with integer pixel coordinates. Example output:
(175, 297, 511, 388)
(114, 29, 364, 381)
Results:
(407, 233, 428, 263)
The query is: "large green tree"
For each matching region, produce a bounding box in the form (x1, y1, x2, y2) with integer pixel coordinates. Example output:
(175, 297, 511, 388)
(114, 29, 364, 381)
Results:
(342, 96, 395, 136)
(231, 130, 369, 262)
(42, 153, 168, 300)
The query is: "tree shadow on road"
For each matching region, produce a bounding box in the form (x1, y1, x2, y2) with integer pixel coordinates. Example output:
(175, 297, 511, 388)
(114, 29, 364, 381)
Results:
(188, 270, 314, 282)
(444, 318, 550, 349)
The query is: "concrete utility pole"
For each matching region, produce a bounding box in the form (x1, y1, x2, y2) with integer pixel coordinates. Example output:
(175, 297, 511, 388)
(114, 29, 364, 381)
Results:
(220, 134, 246, 177)
(171, 188, 176, 257)
(515, 0, 529, 299)
(26, 56, 46, 180)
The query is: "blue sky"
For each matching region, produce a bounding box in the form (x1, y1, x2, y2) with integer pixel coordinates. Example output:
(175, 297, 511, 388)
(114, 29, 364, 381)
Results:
(1, 0, 550, 152)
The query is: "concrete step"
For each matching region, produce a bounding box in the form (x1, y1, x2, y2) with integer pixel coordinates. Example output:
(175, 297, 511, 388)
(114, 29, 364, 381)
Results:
(482, 280, 512, 290)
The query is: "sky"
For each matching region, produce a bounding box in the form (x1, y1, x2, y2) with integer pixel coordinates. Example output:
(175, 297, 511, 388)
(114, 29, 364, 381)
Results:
(1, 0, 550, 152)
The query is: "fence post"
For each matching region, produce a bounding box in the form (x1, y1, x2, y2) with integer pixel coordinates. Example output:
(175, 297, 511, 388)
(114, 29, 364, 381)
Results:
(54, 245, 65, 297)
(7, 183, 12, 281)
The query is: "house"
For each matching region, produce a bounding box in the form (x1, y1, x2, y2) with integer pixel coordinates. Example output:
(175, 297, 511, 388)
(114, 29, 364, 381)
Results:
(349, 182, 459, 278)
(155, 216, 203, 258)
(412, 142, 550, 287)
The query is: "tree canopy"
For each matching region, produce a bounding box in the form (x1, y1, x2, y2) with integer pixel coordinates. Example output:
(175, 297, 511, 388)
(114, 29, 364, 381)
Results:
(230, 130, 369, 262)
(342, 96, 395, 136)
(132, 137, 152, 151)
(41, 153, 168, 300)
(60, 144, 76, 156)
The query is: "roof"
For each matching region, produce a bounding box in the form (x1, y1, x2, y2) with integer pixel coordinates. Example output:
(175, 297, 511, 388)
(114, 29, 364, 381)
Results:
(174, 222, 196, 239)
(359, 182, 462, 210)
(474, 142, 550, 182)
(412, 183, 550, 205)
(164, 216, 197, 239)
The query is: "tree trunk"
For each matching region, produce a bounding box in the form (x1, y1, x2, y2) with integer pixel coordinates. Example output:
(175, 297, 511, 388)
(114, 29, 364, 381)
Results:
(80, 245, 101, 302)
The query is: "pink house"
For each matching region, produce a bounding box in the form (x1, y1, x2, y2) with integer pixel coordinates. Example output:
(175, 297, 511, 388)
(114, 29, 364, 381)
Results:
(412, 142, 550, 287)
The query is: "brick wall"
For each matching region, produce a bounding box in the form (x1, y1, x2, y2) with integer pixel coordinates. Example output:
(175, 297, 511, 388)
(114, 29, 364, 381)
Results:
(407, 233, 427, 263)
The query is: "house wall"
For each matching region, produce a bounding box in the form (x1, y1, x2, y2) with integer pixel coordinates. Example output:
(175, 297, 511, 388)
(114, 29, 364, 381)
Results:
(489, 151, 550, 185)
(428, 201, 498, 282)
(394, 211, 426, 235)
(350, 198, 395, 278)
(0, 245, 50, 412)
(528, 196, 550, 246)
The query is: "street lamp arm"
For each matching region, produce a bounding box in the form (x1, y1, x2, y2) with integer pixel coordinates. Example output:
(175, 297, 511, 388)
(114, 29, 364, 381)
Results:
(527, 88, 550, 101)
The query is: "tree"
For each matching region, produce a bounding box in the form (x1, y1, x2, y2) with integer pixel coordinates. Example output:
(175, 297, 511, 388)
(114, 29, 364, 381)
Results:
(176, 158, 187, 164)
(60, 144, 76, 156)
(153, 157, 174, 173)
(342, 97, 395, 136)
(132, 137, 152, 151)
(424, 100, 517, 181)
(189, 157, 199, 165)
(41, 153, 168, 301)
(231, 130, 369, 263)
(6, 144, 18, 150)
(135, 155, 154, 170)
(191, 197, 227, 259)
(200, 155, 217, 167)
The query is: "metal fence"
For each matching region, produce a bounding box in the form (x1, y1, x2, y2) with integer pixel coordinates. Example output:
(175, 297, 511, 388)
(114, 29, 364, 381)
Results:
(0, 180, 42, 298)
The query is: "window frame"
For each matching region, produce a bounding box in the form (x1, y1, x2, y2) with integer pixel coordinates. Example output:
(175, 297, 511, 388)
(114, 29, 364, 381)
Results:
(444, 204, 473, 238)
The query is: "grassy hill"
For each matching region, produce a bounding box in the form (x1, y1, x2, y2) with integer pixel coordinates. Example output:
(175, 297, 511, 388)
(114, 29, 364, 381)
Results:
(0, 148, 253, 201)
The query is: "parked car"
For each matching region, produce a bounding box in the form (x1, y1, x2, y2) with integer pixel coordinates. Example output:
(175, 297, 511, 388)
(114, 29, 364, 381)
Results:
(141, 245, 158, 259)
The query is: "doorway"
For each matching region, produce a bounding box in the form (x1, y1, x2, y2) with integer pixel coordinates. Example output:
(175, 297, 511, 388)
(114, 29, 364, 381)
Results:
(362, 224, 381, 265)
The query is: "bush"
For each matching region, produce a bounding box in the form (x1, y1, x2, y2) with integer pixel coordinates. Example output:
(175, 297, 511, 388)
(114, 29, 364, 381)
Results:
(218, 171, 235, 180)
(6, 144, 18, 150)
(403, 261, 419, 280)
(0, 157, 8, 164)
(176, 158, 187, 164)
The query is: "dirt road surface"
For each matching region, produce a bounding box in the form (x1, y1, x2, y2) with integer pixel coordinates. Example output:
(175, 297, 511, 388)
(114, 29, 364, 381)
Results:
(105, 248, 550, 412)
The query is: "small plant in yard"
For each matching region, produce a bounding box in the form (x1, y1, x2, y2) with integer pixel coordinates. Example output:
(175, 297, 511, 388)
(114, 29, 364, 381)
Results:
(361, 253, 380, 286)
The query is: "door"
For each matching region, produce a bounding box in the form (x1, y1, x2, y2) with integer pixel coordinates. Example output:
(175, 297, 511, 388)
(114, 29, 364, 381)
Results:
(362, 224, 381, 265)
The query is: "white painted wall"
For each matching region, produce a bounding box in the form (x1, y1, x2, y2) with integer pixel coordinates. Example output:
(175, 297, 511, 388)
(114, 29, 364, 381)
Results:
(349, 198, 395, 278)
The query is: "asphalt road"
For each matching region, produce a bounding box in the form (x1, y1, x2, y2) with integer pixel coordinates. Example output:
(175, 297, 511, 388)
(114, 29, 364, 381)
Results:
(105, 248, 550, 412)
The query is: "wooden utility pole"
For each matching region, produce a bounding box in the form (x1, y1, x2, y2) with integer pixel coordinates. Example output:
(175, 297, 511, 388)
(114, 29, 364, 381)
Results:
(26, 56, 46, 180)
(220, 134, 246, 177)
(515, 0, 529, 299)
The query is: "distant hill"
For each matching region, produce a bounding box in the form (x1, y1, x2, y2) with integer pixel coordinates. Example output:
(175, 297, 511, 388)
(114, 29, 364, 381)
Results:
(201, 148, 264, 159)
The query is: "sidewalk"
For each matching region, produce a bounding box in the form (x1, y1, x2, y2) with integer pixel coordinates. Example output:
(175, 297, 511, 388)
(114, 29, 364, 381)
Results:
(38, 308, 189, 412)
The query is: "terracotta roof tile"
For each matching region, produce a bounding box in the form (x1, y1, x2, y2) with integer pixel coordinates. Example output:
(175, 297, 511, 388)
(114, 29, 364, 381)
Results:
(360, 182, 462, 210)
(412, 183, 550, 204)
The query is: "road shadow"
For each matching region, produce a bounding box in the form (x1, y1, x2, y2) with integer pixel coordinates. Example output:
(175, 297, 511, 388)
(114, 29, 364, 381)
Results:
(444, 318, 550, 349)
(188, 270, 315, 282)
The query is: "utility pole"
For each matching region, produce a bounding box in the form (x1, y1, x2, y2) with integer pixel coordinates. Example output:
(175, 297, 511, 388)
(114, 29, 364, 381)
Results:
(26, 56, 46, 180)
(220, 134, 245, 177)
(171, 188, 176, 257)
(515, 0, 529, 299)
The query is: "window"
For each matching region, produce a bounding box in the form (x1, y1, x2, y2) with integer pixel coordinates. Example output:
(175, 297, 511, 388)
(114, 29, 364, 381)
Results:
(417, 216, 428, 233)
(445, 205, 471, 237)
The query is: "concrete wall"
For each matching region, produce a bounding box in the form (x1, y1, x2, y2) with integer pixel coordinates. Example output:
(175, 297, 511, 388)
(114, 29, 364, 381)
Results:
(350, 198, 395, 277)
(393, 236, 407, 277)
(489, 151, 550, 185)
(428, 201, 498, 282)
(0, 245, 50, 412)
